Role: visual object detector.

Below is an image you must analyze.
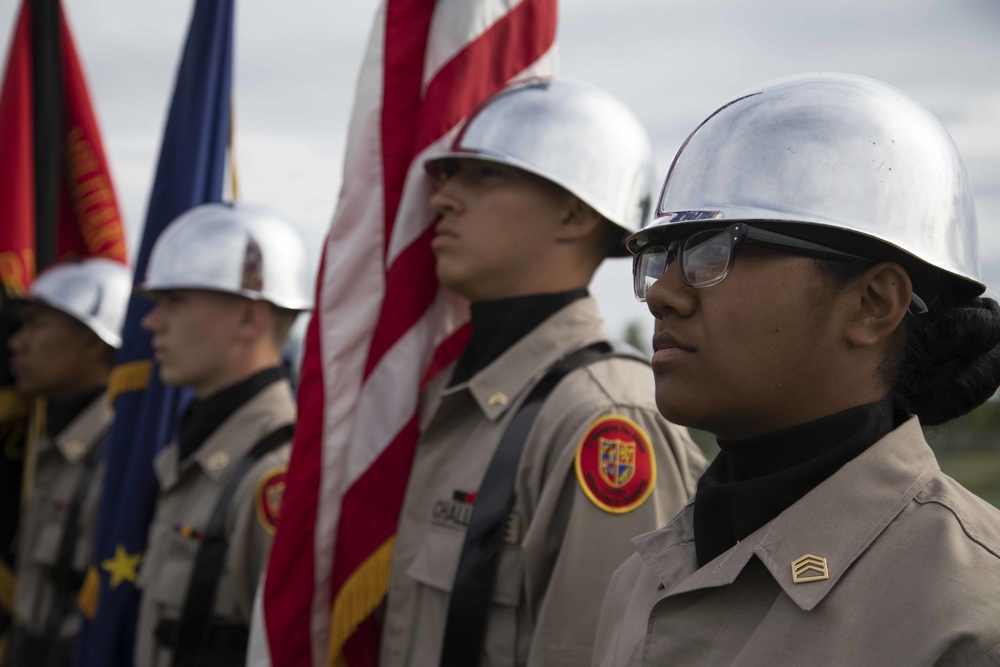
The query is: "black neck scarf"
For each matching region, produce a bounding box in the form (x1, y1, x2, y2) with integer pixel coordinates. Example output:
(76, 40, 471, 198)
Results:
(46, 387, 105, 438)
(448, 288, 588, 387)
(693, 397, 902, 566)
(177, 366, 284, 463)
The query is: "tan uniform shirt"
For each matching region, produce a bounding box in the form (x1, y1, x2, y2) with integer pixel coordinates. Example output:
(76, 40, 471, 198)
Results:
(595, 417, 1000, 667)
(381, 298, 706, 667)
(135, 380, 294, 667)
(14, 396, 111, 638)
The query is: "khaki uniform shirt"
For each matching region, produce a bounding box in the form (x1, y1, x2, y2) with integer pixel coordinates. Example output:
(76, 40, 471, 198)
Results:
(381, 298, 707, 667)
(14, 396, 111, 638)
(135, 380, 294, 667)
(595, 417, 1000, 667)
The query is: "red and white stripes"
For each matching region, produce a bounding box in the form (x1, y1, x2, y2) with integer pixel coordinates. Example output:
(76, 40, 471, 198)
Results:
(252, 1, 556, 664)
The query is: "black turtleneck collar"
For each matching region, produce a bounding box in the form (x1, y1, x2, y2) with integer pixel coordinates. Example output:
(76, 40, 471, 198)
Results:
(46, 387, 105, 438)
(448, 289, 588, 387)
(693, 397, 904, 566)
(177, 366, 284, 463)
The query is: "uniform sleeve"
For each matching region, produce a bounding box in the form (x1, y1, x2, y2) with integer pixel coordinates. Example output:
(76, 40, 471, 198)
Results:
(592, 554, 648, 667)
(521, 395, 706, 667)
(227, 444, 290, 620)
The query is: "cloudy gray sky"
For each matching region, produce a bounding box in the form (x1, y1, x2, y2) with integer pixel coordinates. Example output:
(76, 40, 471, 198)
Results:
(2, 0, 998, 342)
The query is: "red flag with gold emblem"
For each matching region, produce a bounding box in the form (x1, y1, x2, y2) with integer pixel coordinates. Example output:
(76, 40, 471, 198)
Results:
(0, 0, 126, 298)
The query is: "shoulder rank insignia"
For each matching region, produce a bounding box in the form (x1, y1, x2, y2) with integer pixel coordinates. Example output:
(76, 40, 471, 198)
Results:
(255, 467, 287, 534)
(574, 415, 656, 514)
(791, 553, 829, 583)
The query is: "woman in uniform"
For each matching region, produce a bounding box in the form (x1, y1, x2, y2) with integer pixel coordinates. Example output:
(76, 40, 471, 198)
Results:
(594, 73, 1000, 666)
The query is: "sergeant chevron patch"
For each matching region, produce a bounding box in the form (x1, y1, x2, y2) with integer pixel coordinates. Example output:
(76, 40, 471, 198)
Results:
(791, 553, 829, 583)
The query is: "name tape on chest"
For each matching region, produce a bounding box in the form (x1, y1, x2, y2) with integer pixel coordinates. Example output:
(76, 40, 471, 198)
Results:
(430, 489, 523, 544)
(575, 415, 656, 514)
(255, 466, 287, 534)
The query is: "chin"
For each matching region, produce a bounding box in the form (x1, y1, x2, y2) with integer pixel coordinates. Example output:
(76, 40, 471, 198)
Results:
(655, 393, 711, 432)
(156, 366, 187, 388)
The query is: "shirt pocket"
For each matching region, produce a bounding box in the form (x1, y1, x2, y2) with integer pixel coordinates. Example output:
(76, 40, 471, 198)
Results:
(406, 526, 524, 667)
(138, 545, 193, 613)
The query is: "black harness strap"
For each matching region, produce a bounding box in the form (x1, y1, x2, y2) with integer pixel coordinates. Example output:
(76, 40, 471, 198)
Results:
(440, 341, 647, 667)
(166, 422, 294, 667)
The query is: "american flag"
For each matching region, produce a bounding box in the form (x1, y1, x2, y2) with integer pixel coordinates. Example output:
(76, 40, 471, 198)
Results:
(250, 0, 557, 664)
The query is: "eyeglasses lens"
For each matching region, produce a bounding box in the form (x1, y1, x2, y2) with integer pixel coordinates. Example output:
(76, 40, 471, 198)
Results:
(635, 228, 736, 300)
(682, 229, 732, 287)
(636, 246, 668, 301)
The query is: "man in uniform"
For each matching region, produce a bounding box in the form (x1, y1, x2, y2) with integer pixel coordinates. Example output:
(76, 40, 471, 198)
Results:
(6, 258, 131, 666)
(380, 79, 707, 667)
(133, 202, 311, 666)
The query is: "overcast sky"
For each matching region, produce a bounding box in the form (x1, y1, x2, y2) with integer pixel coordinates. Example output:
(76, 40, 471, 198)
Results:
(2, 0, 998, 342)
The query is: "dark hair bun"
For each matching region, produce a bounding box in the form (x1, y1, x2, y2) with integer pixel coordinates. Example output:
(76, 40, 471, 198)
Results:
(895, 297, 1000, 425)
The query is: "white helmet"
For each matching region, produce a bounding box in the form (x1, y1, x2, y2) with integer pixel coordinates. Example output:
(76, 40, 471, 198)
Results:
(139, 202, 313, 310)
(25, 258, 132, 348)
(425, 79, 655, 249)
(630, 73, 982, 296)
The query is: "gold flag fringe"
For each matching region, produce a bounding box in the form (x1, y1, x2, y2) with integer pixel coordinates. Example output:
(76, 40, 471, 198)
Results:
(328, 536, 395, 666)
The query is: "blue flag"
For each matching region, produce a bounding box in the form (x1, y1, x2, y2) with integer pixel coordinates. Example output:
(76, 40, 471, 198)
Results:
(74, 1, 234, 664)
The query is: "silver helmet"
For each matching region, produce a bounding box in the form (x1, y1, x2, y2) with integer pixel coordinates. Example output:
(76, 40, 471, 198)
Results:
(139, 202, 313, 310)
(25, 258, 132, 348)
(629, 72, 983, 295)
(424, 79, 655, 245)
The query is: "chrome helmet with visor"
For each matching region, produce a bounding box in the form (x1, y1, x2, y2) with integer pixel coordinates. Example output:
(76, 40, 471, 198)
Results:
(139, 202, 313, 311)
(20, 258, 132, 348)
(628, 72, 983, 307)
(424, 78, 654, 254)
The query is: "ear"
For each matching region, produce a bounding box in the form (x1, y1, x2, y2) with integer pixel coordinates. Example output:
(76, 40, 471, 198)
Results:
(237, 299, 271, 343)
(843, 262, 912, 348)
(554, 197, 603, 243)
(81, 332, 114, 371)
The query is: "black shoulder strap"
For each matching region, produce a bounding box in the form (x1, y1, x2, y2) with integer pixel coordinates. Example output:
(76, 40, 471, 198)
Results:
(168, 422, 294, 667)
(440, 341, 647, 667)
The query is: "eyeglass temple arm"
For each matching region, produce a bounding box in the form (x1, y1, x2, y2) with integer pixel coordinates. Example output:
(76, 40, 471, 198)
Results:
(744, 226, 929, 314)
(742, 225, 863, 262)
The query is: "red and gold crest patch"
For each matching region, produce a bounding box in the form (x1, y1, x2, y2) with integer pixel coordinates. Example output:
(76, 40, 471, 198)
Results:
(255, 467, 287, 534)
(574, 415, 656, 514)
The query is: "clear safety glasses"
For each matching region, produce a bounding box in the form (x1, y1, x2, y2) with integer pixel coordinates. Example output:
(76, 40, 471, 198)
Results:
(632, 223, 929, 314)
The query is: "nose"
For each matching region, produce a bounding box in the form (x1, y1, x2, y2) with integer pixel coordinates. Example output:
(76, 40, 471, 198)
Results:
(7, 326, 27, 355)
(141, 303, 163, 333)
(645, 260, 697, 320)
(429, 177, 464, 217)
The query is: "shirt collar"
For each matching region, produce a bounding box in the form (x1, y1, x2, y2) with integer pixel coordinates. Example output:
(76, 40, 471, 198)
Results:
(154, 378, 294, 489)
(50, 393, 113, 464)
(177, 366, 286, 462)
(636, 417, 939, 610)
(449, 288, 589, 386)
(442, 297, 608, 422)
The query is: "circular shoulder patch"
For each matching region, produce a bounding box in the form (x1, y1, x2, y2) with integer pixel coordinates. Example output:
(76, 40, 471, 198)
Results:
(574, 415, 656, 514)
(255, 467, 287, 534)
